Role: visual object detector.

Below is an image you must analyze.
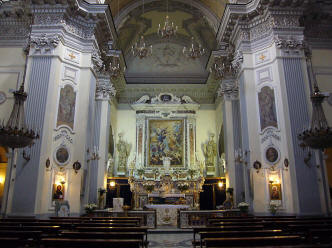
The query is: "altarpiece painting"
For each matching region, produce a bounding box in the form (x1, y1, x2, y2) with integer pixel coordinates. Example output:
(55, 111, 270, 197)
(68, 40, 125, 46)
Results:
(258, 86, 278, 131)
(57, 85, 76, 130)
(148, 119, 184, 167)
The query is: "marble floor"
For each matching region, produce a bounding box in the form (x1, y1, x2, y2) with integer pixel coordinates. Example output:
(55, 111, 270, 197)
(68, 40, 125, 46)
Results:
(148, 232, 193, 248)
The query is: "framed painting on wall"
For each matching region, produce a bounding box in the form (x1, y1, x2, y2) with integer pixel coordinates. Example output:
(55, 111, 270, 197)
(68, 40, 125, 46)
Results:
(148, 119, 184, 167)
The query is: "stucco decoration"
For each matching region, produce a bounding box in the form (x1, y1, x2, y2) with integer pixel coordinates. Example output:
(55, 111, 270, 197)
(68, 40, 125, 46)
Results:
(57, 85, 76, 131)
(258, 86, 278, 131)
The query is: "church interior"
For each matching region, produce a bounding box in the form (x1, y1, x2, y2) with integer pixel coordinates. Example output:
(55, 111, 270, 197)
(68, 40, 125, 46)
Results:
(0, 0, 332, 247)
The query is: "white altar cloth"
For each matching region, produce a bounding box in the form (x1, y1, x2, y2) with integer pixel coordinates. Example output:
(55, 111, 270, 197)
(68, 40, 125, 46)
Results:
(145, 204, 190, 226)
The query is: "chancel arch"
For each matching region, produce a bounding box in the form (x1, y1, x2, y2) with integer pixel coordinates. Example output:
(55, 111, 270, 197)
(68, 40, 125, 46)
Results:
(0, 1, 331, 238)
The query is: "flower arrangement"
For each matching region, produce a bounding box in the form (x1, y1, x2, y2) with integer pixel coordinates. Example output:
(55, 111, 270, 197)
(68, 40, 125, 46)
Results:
(137, 169, 145, 178)
(238, 202, 249, 213)
(177, 182, 189, 193)
(84, 203, 97, 214)
(269, 202, 279, 215)
(143, 184, 154, 193)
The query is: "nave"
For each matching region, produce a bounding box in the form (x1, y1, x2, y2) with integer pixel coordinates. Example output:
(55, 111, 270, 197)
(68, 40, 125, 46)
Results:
(0, 215, 332, 247)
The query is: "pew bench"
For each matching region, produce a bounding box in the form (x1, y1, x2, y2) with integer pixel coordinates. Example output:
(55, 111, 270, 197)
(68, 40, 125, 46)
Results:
(204, 235, 303, 247)
(41, 238, 142, 248)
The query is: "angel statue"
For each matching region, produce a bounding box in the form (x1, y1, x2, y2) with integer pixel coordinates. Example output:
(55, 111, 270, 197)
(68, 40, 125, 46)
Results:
(203, 134, 217, 169)
(116, 133, 131, 175)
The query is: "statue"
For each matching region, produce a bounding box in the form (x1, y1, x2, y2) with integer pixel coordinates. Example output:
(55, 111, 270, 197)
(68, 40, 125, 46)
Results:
(107, 153, 114, 177)
(203, 134, 217, 175)
(116, 133, 131, 175)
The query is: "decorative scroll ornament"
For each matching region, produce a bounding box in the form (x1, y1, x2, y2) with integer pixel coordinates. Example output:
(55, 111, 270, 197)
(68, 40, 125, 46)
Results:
(30, 33, 60, 53)
(91, 50, 104, 72)
(274, 36, 305, 49)
(231, 50, 243, 75)
(95, 81, 116, 100)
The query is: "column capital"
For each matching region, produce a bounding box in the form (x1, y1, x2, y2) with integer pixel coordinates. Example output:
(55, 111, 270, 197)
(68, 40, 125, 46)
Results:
(217, 78, 239, 101)
(29, 33, 61, 54)
(95, 77, 116, 101)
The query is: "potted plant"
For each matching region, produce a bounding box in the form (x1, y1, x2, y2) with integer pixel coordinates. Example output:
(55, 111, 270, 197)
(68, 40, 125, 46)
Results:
(238, 202, 249, 215)
(84, 203, 97, 216)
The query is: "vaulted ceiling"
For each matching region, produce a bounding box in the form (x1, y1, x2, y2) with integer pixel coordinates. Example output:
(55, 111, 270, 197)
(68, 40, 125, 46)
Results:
(104, 0, 229, 104)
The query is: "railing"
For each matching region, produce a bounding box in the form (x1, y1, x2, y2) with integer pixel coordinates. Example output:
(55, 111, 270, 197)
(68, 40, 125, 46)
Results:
(178, 209, 241, 228)
(93, 210, 157, 228)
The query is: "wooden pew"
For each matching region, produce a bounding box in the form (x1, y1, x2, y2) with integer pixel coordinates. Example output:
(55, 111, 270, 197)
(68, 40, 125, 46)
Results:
(204, 235, 303, 247)
(0, 237, 23, 247)
(199, 229, 284, 248)
(192, 225, 265, 246)
(308, 229, 332, 244)
(60, 231, 146, 247)
(41, 238, 141, 248)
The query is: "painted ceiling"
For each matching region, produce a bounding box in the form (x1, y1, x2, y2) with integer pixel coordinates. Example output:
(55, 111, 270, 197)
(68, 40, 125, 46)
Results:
(104, 0, 227, 102)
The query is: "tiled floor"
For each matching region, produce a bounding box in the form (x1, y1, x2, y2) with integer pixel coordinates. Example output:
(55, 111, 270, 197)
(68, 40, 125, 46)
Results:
(148, 232, 193, 248)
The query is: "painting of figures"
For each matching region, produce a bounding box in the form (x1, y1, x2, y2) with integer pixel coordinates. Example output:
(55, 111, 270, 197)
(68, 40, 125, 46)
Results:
(258, 86, 278, 131)
(57, 85, 76, 130)
(148, 119, 184, 167)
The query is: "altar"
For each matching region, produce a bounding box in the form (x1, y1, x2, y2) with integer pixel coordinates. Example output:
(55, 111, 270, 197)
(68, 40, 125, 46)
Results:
(145, 204, 190, 226)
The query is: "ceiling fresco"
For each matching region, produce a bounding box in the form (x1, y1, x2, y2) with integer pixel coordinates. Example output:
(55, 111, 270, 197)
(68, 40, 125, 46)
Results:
(116, 1, 217, 84)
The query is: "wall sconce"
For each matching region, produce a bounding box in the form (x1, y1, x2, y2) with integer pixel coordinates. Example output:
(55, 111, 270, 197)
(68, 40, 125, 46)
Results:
(22, 149, 30, 162)
(73, 161, 81, 174)
(235, 148, 250, 165)
(218, 181, 223, 189)
(87, 146, 100, 163)
(109, 181, 116, 188)
(253, 160, 262, 173)
(0, 177, 4, 184)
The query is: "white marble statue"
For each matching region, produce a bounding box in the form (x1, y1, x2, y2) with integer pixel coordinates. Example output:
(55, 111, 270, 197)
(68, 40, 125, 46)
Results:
(117, 133, 131, 175)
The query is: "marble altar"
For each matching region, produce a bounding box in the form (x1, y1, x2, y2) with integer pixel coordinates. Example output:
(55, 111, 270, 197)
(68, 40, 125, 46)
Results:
(145, 204, 190, 226)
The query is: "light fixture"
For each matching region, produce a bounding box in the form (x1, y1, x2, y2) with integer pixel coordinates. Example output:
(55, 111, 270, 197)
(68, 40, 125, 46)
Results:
(109, 181, 116, 187)
(218, 181, 223, 188)
(210, 56, 225, 80)
(157, 0, 178, 39)
(0, 27, 39, 149)
(131, 0, 152, 59)
(298, 57, 332, 150)
(131, 35, 153, 59)
(183, 37, 205, 59)
(109, 55, 122, 79)
(0, 177, 4, 184)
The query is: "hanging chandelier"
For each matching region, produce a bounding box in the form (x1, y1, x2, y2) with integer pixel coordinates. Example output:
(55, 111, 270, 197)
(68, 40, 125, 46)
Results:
(183, 37, 205, 59)
(298, 86, 332, 150)
(0, 62, 39, 149)
(131, 35, 152, 59)
(298, 56, 332, 150)
(109, 55, 122, 79)
(158, 15, 178, 39)
(157, 0, 177, 39)
(210, 56, 225, 80)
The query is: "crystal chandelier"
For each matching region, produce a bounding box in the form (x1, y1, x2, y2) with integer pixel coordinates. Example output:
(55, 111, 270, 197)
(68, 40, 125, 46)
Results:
(0, 57, 39, 149)
(157, 0, 177, 39)
(183, 37, 205, 59)
(131, 35, 152, 59)
(298, 57, 332, 150)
